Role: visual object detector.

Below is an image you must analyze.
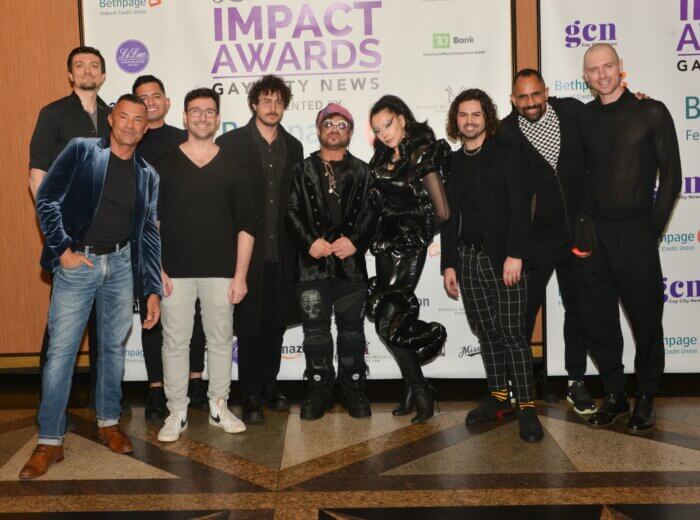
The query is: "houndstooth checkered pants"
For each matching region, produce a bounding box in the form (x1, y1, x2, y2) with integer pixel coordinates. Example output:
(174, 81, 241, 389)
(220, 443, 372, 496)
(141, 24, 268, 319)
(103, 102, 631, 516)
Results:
(457, 244, 535, 402)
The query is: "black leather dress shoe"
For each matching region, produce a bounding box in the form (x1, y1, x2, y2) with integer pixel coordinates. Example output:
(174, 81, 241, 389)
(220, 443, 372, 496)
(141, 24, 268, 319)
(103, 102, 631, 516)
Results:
(263, 383, 290, 411)
(241, 396, 265, 424)
(588, 393, 630, 428)
(627, 393, 655, 435)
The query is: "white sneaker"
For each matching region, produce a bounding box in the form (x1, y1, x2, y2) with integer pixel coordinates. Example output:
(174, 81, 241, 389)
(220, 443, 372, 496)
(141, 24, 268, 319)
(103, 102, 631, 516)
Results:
(157, 411, 188, 442)
(209, 398, 246, 433)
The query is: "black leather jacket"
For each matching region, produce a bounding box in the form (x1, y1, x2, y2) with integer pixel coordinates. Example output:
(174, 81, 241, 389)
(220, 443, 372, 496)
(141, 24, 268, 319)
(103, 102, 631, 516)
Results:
(286, 151, 376, 282)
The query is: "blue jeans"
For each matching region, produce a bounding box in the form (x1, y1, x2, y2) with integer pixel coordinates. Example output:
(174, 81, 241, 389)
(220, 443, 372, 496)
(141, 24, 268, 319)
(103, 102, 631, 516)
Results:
(38, 245, 134, 445)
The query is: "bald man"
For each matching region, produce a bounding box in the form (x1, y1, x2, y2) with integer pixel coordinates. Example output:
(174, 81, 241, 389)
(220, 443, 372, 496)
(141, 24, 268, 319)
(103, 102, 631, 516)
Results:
(575, 43, 682, 434)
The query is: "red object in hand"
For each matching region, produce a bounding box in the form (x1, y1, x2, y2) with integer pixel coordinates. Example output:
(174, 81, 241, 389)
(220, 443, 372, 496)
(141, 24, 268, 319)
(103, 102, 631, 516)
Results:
(571, 247, 592, 258)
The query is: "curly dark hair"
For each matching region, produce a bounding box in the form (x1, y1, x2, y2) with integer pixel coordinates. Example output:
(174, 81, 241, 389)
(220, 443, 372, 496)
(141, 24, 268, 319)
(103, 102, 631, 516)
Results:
(247, 75, 292, 111)
(446, 88, 499, 141)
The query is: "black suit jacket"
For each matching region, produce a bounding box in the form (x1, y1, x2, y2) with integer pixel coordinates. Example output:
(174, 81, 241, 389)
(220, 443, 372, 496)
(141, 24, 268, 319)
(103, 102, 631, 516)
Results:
(500, 97, 585, 264)
(286, 151, 376, 283)
(441, 134, 534, 276)
(216, 117, 303, 336)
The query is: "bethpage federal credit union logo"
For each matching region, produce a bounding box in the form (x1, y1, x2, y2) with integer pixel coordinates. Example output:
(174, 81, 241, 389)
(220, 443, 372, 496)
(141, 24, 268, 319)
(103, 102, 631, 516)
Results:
(564, 20, 617, 48)
(426, 32, 482, 57)
(661, 230, 699, 252)
(677, 0, 700, 71)
(664, 335, 699, 355)
(663, 276, 700, 303)
(686, 96, 700, 143)
(97, 0, 161, 16)
(116, 40, 149, 73)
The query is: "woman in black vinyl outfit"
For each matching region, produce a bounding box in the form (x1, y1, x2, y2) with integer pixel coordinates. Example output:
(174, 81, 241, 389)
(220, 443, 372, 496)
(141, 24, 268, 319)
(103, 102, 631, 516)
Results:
(366, 95, 451, 424)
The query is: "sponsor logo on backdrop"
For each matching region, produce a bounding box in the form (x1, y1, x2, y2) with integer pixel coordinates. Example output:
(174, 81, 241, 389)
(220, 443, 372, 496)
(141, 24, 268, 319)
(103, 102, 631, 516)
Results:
(116, 40, 149, 73)
(564, 20, 617, 48)
(678, 176, 700, 200)
(663, 276, 700, 303)
(424, 32, 483, 57)
(232, 338, 238, 364)
(125, 346, 145, 363)
(661, 230, 699, 252)
(686, 96, 700, 142)
(664, 335, 699, 355)
(458, 344, 481, 358)
(677, 0, 700, 71)
(446, 85, 467, 102)
(551, 78, 592, 101)
(281, 345, 303, 360)
(97, 0, 160, 16)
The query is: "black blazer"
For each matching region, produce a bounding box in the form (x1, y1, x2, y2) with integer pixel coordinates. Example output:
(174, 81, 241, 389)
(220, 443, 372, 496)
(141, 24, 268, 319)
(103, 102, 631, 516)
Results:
(500, 97, 585, 264)
(441, 134, 534, 276)
(216, 117, 304, 336)
(286, 151, 376, 283)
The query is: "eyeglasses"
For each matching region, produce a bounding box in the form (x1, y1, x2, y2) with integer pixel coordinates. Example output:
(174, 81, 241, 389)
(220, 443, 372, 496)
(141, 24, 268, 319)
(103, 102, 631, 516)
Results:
(187, 107, 217, 118)
(321, 119, 349, 131)
(260, 98, 285, 108)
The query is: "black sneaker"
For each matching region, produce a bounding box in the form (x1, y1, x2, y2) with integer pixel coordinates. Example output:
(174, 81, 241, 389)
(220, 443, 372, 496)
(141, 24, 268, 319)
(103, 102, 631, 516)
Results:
(518, 407, 544, 442)
(626, 393, 655, 435)
(337, 371, 371, 419)
(587, 393, 629, 428)
(566, 381, 597, 415)
(187, 378, 209, 410)
(465, 395, 515, 425)
(241, 396, 265, 424)
(145, 386, 168, 421)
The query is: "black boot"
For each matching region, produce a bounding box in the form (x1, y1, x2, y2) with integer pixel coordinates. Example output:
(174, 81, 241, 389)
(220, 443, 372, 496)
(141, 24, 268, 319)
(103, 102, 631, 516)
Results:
(627, 393, 655, 435)
(338, 370, 371, 418)
(187, 377, 209, 410)
(588, 393, 630, 428)
(241, 395, 265, 424)
(411, 383, 436, 424)
(300, 369, 334, 421)
(145, 386, 167, 421)
(393, 382, 415, 416)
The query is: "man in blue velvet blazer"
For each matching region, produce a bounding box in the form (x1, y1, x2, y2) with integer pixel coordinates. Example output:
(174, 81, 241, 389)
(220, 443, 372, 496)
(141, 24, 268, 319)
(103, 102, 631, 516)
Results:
(20, 94, 162, 480)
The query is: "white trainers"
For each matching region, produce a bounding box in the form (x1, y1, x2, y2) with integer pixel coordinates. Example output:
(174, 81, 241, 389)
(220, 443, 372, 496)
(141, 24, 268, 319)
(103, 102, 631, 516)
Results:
(209, 398, 246, 433)
(157, 411, 188, 442)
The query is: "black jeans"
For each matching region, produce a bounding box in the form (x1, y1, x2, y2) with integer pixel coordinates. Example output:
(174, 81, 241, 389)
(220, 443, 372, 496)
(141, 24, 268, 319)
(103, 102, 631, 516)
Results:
(526, 245, 587, 380)
(574, 218, 665, 396)
(296, 277, 367, 373)
(238, 262, 285, 398)
(139, 296, 206, 384)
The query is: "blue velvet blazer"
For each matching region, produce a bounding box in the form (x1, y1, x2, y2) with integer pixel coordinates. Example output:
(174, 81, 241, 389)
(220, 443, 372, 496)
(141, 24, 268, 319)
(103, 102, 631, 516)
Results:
(35, 137, 162, 298)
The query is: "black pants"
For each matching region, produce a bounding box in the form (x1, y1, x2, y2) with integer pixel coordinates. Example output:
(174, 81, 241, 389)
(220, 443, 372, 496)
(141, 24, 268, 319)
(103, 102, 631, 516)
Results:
(238, 262, 285, 398)
(458, 245, 534, 403)
(526, 245, 587, 380)
(296, 278, 367, 373)
(139, 296, 206, 384)
(574, 218, 664, 396)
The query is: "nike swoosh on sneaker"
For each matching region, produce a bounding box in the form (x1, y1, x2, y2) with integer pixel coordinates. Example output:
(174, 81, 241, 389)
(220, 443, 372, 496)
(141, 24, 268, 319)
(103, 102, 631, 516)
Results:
(180, 419, 187, 428)
(210, 414, 221, 423)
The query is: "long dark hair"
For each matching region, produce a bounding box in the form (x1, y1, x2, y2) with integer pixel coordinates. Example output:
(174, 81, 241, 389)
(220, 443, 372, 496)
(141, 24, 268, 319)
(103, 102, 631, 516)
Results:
(446, 88, 499, 141)
(369, 95, 427, 149)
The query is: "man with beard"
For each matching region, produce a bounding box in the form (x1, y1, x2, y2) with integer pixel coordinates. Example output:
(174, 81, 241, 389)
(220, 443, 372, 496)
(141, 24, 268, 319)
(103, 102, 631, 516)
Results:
(21, 95, 162, 479)
(576, 44, 681, 434)
(216, 75, 303, 424)
(29, 46, 112, 413)
(286, 104, 376, 420)
(500, 69, 595, 415)
(132, 75, 207, 420)
(157, 88, 254, 442)
(441, 89, 541, 442)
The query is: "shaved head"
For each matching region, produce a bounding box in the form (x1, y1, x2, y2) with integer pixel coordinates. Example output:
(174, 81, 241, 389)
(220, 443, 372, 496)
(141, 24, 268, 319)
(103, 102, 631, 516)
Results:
(583, 43, 620, 68)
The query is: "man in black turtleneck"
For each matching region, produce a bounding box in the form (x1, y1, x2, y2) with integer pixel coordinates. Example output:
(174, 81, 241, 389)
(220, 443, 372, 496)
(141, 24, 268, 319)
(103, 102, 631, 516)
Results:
(576, 43, 682, 434)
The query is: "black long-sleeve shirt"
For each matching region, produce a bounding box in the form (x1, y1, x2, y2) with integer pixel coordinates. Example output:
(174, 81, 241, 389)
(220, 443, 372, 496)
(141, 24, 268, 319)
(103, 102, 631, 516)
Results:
(580, 89, 682, 237)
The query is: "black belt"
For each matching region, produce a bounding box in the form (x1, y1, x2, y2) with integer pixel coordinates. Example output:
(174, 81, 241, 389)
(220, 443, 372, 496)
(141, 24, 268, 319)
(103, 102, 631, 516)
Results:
(73, 239, 128, 256)
(459, 240, 482, 252)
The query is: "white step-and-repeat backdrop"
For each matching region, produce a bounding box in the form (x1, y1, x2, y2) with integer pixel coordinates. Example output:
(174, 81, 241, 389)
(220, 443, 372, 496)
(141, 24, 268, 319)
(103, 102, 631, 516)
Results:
(81, 0, 513, 380)
(541, 0, 700, 375)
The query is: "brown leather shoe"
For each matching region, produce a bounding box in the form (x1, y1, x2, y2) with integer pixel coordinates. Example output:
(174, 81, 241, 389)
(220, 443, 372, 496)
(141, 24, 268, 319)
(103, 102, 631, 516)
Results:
(97, 425, 134, 454)
(19, 444, 64, 480)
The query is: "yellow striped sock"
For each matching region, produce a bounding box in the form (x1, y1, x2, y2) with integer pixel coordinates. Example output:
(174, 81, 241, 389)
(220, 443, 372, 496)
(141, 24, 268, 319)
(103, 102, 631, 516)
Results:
(491, 390, 509, 402)
(519, 401, 535, 408)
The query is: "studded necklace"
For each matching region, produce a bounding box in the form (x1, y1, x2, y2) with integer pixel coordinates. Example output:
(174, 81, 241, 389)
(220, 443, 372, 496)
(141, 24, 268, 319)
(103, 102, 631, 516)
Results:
(462, 145, 482, 156)
(321, 159, 339, 196)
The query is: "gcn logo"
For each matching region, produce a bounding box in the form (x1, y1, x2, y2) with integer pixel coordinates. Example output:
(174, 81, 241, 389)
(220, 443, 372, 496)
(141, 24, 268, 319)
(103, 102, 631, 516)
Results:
(564, 20, 617, 48)
(663, 276, 700, 303)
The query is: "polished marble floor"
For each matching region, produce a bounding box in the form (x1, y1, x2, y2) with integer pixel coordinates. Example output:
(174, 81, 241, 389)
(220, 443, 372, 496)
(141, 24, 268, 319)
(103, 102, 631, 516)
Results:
(1, 397, 699, 519)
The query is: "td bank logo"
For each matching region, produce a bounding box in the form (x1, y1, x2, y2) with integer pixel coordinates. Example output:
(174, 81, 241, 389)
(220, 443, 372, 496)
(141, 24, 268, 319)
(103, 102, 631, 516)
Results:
(433, 33, 475, 49)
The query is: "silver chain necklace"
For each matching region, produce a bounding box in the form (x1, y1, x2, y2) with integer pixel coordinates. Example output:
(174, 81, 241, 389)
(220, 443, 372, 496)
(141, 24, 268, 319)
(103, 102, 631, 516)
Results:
(462, 145, 482, 156)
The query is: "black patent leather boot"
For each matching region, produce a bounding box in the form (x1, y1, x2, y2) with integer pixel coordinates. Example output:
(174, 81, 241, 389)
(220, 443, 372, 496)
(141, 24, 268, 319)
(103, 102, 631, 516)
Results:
(393, 382, 415, 416)
(411, 383, 436, 424)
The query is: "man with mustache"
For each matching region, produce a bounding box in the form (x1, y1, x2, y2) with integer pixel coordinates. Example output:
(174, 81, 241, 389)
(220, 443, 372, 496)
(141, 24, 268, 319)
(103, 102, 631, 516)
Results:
(216, 75, 303, 424)
(156, 88, 254, 442)
(500, 69, 595, 415)
(576, 43, 681, 434)
(21, 94, 162, 479)
(286, 104, 376, 420)
(29, 46, 112, 414)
